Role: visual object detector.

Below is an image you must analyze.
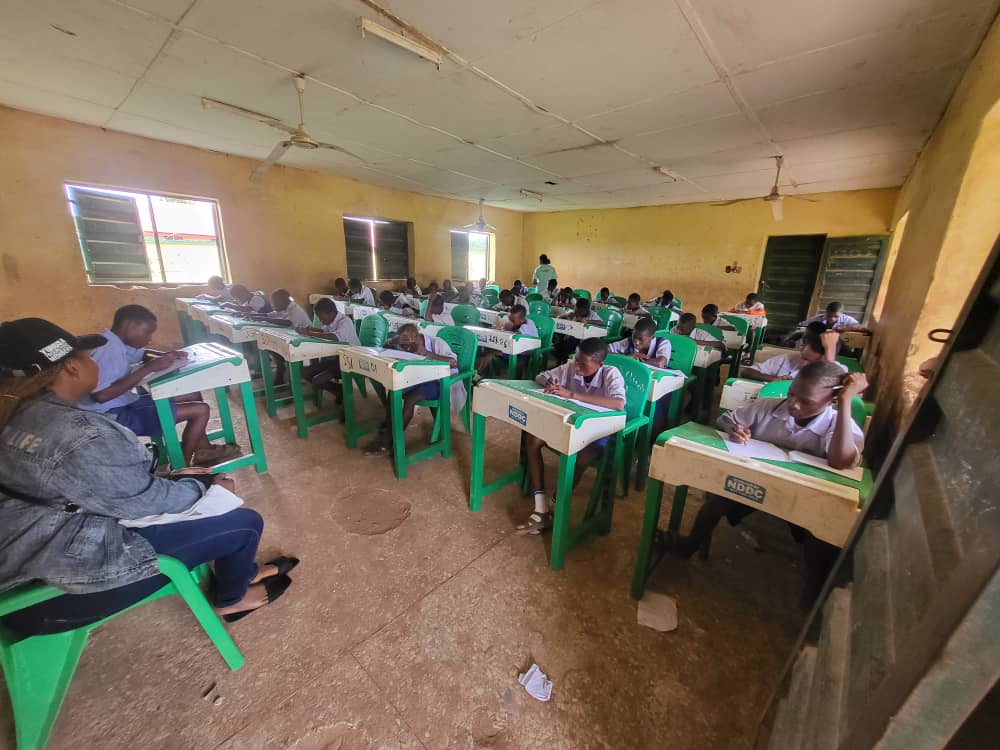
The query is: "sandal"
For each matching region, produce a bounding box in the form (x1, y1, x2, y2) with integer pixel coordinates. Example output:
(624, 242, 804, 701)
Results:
(516, 511, 553, 536)
(264, 556, 300, 577)
(223, 574, 293, 623)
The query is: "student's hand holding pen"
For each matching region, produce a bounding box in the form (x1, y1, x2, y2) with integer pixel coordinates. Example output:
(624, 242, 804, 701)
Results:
(726, 416, 752, 445)
(544, 379, 571, 398)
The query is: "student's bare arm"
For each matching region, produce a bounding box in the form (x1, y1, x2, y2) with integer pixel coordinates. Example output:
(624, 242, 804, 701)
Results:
(568, 392, 625, 410)
(827, 372, 867, 469)
(821, 330, 840, 361)
(740, 367, 783, 382)
(90, 355, 178, 403)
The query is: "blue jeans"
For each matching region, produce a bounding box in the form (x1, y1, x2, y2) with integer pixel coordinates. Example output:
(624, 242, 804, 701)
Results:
(3, 509, 264, 635)
(107, 393, 177, 439)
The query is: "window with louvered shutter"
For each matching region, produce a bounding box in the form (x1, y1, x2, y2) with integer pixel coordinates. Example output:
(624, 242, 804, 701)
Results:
(451, 231, 469, 281)
(342, 216, 412, 280)
(376, 221, 409, 279)
(344, 218, 373, 279)
(67, 186, 152, 283)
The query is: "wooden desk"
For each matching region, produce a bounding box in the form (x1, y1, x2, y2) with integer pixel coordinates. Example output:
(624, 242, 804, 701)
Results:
(631, 422, 871, 598)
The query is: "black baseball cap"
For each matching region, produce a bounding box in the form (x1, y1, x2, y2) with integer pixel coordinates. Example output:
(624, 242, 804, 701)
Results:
(0, 318, 107, 376)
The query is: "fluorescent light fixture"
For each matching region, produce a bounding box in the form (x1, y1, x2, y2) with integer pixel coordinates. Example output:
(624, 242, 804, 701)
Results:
(344, 215, 390, 224)
(360, 18, 443, 66)
(769, 197, 784, 221)
(519, 189, 543, 201)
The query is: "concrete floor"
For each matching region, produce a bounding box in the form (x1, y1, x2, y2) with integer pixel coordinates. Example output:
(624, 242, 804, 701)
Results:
(1, 371, 809, 750)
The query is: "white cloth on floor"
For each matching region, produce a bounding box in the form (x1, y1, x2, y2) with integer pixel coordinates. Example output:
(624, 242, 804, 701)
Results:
(120, 484, 243, 528)
(518, 663, 553, 702)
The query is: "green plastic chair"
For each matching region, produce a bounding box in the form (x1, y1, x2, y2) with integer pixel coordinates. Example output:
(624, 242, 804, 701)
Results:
(0, 556, 243, 750)
(604, 354, 653, 497)
(672, 297, 683, 309)
(528, 300, 551, 318)
(479, 289, 500, 309)
(659, 332, 699, 428)
(422, 325, 478, 434)
(647, 306, 678, 332)
(694, 323, 724, 342)
(353, 314, 390, 400)
(449, 304, 481, 327)
(527, 314, 555, 376)
(758, 380, 867, 429)
(719, 315, 750, 378)
(595, 308, 623, 342)
(608, 295, 627, 308)
(525, 292, 544, 303)
(573, 288, 592, 301)
(484, 284, 501, 293)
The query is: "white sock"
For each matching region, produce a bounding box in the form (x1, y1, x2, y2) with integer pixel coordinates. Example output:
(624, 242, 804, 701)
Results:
(533, 492, 549, 514)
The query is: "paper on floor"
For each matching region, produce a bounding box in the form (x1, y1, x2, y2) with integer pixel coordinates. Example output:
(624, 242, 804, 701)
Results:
(637, 593, 678, 632)
(120, 484, 243, 528)
(517, 663, 553, 702)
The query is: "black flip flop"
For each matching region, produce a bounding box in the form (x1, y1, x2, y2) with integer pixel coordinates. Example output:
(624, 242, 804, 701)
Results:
(264, 555, 300, 577)
(223, 574, 292, 623)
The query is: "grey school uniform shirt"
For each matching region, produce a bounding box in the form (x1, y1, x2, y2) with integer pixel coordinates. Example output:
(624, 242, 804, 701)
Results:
(0, 395, 204, 594)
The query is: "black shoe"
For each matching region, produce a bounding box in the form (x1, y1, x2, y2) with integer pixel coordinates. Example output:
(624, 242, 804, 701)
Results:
(223, 574, 293, 623)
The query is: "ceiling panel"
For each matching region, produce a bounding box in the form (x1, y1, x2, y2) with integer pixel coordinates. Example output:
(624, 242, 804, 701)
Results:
(619, 114, 766, 165)
(787, 174, 914, 195)
(757, 65, 963, 141)
(524, 143, 646, 178)
(663, 143, 779, 179)
(321, 105, 465, 157)
(369, 69, 554, 142)
(785, 151, 919, 185)
(0, 80, 115, 128)
(1, 0, 172, 77)
(105, 112, 273, 164)
(777, 125, 930, 164)
(428, 147, 559, 184)
(575, 167, 681, 192)
(481, 125, 597, 159)
(473, 0, 718, 120)
(687, 0, 992, 71)
(578, 82, 738, 141)
(734, 11, 992, 108)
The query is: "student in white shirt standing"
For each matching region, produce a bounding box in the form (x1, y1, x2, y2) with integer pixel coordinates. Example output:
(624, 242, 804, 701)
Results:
(296, 297, 359, 399)
(662, 361, 868, 607)
(363, 323, 458, 458)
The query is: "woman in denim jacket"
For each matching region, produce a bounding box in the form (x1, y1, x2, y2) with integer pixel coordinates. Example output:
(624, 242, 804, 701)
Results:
(0, 318, 297, 633)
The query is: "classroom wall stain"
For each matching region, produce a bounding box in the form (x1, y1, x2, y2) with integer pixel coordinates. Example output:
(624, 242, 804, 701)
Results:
(0, 106, 524, 348)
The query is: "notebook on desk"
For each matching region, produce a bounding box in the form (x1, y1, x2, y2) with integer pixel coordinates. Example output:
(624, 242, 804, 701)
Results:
(714, 431, 864, 481)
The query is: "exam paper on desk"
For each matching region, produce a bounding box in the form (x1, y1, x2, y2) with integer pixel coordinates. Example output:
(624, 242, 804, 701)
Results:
(713, 431, 864, 481)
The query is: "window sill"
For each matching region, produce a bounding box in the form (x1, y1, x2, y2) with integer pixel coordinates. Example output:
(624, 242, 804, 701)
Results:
(86, 283, 217, 290)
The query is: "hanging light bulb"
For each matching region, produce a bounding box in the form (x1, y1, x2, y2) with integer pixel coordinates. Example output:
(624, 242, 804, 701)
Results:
(769, 195, 784, 221)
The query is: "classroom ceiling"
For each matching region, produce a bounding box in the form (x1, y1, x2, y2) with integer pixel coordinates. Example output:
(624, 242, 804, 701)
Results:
(2, 0, 997, 211)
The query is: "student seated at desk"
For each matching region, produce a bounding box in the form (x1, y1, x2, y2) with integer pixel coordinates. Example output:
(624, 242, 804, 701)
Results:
(296, 297, 359, 398)
(609, 318, 670, 365)
(512, 279, 529, 297)
(331, 277, 349, 299)
(406, 277, 422, 297)
(476, 304, 538, 376)
(555, 286, 576, 307)
(458, 283, 475, 304)
(730, 292, 767, 316)
(363, 323, 458, 458)
(247, 289, 312, 386)
(541, 279, 559, 302)
(195, 275, 232, 302)
(347, 278, 376, 306)
(596, 287, 611, 303)
(78, 305, 240, 467)
(518, 338, 626, 534)
(624, 292, 650, 317)
(425, 294, 454, 325)
(389, 289, 421, 317)
(221, 284, 272, 314)
(441, 280, 458, 302)
(800, 301, 865, 332)
(674, 313, 726, 352)
(647, 289, 681, 310)
(661, 362, 868, 606)
(701, 304, 733, 330)
(493, 289, 516, 312)
(554, 299, 602, 362)
(0, 317, 297, 631)
(743, 324, 845, 382)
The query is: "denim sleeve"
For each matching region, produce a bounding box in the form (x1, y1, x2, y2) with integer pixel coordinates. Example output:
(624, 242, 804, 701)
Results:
(46, 424, 204, 519)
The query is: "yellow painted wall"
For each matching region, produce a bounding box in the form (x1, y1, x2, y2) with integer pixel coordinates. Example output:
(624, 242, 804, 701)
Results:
(522, 189, 898, 312)
(868, 18, 1000, 438)
(0, 106, 523, 347)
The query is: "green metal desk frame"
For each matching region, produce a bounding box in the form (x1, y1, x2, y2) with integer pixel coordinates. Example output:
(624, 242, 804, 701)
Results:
(630, 422, 873, 599)
(341, 364, 452, 479)
(256, 346, 340, 438)
(468, 381, 625, 571)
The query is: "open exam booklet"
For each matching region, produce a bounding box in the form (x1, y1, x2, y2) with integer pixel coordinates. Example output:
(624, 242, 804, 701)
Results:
(714, 431, 864, 481)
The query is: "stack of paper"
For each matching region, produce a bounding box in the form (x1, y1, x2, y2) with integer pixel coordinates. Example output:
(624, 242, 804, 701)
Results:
(715, 431, 864, 480)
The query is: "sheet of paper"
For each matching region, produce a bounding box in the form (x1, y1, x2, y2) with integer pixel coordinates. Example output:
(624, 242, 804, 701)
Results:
(788, 450, 864, 481)
(645, 365, 686, 377)
(715, 431, 790, 461)
(528, 388, 614, 412)
(120, 485, 243, 528)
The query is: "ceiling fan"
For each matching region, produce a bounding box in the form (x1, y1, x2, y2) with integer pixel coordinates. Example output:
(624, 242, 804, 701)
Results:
(463, 199, 497, 233)
(712, 155, 818, 220)
(202, 74, 366, 183)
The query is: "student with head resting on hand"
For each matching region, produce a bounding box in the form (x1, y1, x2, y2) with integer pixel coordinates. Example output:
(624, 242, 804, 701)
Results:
(476, 303, 539, 376)
(406, 277, 422, 296)
(518, 338, 626, 535)
(0, 317, 297, 633)
(362, 323, 459, 458)
(730, 292, 766, 316)
(743, 323, 844, 382)
(196, 275, 232, 302)
(221, 284, 272, 314)
(346, 278, 376, 307)
(674, 312, 727, 353)
(78, 304, 239, 467)
(295, 297, 359, 398)
(660, 361, 868, 607)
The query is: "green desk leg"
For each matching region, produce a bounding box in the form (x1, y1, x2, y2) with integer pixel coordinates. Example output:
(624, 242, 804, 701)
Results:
(212, 385, 237, 444)
(288, 361, 308, 439)
(668, 485, 688, 531)
(631, 477, 665, 599)
(342, 373, 360, 448)
(390, 390, 408, 479)
(507, 353, 519, 379)
(239, 381, 267, 473)
(469, 412, 487, 511)
(548, 451, 578, 571)
(258, 349, 279, 417)
(727, 348, 741, 380)
(177, 312, 193, 346)
(155, 396, 186, 468)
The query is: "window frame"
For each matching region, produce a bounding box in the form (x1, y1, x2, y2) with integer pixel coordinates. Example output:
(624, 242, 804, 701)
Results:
(64, 181, 229, 287)
(449, 228, 493, 283)
(342, 215, 412, 281)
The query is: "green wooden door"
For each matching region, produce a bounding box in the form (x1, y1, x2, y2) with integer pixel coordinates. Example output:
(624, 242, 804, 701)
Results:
(809, 235, 889, 324)
(757, 234, 827, 336)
